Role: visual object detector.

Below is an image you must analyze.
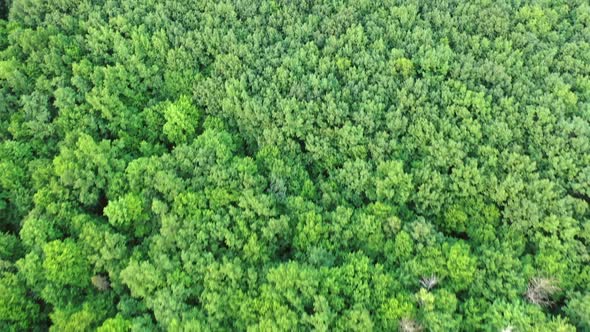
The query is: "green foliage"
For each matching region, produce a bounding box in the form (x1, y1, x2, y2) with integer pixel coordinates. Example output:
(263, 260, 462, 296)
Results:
(42, 239, 90, 288)
(163, 95, 201, 145)
(0, 0, 589, 330)
(0, 272, 41, 330)
(97, 314, 131, 332)
(565, 293, 590, 330)
(53, 133, 122, 206)
(104, 193, 149, 236)
(120, 260, 162, 299)
(445, 242, 477, 292)
(49, 306, 97, 332)
(0, 232, 23, 261)
(374, 160, 413, 205)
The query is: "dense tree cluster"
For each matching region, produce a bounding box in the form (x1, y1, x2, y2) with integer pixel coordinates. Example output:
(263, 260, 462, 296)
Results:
(1, 0, 589, 330)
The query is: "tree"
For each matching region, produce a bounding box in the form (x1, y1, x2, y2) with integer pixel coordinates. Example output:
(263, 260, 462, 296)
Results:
(0, 272, 42, 330)
(1, 0, 590, 330)
(42, 239, 90, 288)
(163, 95, 201, 145)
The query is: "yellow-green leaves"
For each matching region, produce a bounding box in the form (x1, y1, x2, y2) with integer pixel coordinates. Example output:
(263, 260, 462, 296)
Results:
(393, 58, 414, 78)
(43, 239, 90, 288)
(120, 260, 162, 299)
(163, 95, 201, 145)
(375, 160, 412, 205)
(0, 272, 40, 326)
(444, 242, 476, 292)
(104, 193, 149, 236)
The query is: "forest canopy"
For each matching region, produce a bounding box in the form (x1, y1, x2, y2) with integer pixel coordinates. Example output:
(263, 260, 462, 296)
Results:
(1, 0, 589, 331)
